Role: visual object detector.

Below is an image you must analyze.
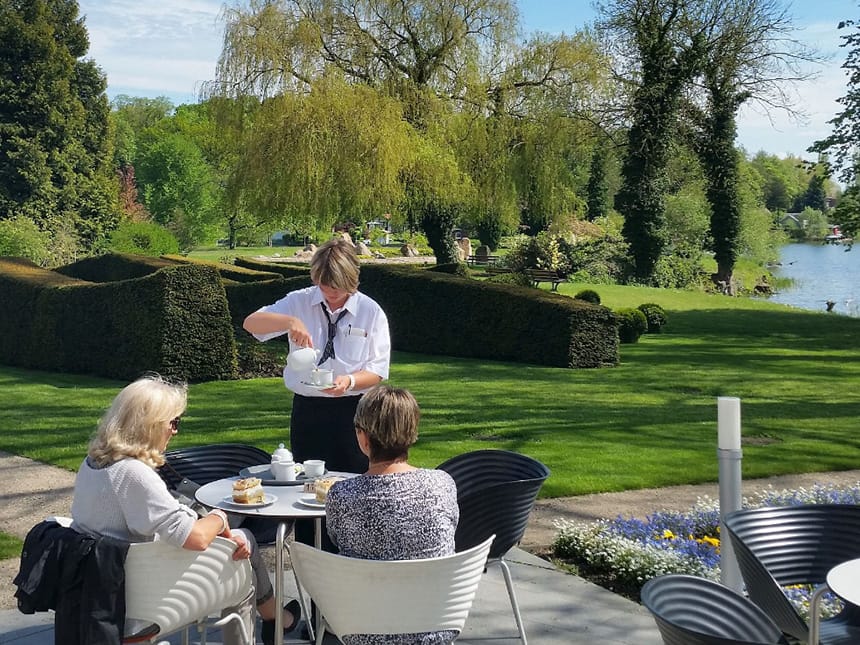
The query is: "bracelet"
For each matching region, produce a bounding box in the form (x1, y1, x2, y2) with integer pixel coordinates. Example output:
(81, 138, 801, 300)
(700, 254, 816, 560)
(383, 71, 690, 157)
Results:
(209, 509, 228, 533)
(346, 373, 356, 392)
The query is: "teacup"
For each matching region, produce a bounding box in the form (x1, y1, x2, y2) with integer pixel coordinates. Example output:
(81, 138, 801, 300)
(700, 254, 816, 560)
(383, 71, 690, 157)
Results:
(304, 459, 326, 478)
(311, 368, 334, 387)
(271, 460, 296, 482)
(287, 347, 321, 372)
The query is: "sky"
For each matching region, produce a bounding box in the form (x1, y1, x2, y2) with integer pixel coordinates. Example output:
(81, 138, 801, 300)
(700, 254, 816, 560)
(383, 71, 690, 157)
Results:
(76, 0, 852, 161)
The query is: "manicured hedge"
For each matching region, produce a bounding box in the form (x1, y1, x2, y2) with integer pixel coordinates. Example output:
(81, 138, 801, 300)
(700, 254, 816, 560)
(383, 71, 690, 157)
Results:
(54, 252, 179, 282)
(234, 257, 311, 278)
(162, 254, 283, 283)
(224, 276, 311, 329)
(358, 264, 617, 368)
(0, 256, 236, 382)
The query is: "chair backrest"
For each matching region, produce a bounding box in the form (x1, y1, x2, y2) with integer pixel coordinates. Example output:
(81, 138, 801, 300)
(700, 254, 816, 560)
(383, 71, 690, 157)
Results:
(158, 443, 270, 488)
(724, 504, 860, 641)
(290, 535, 494, 639)
(437, 450, 549, 558)
(641, 574, 789, 645)
(124, 537, 252, 639)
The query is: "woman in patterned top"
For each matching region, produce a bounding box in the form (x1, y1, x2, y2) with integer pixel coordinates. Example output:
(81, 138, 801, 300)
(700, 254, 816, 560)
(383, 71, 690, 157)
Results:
(325, 385, 459, 644)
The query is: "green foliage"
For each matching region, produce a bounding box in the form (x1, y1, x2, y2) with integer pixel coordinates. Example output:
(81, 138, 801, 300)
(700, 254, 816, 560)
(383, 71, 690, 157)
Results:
(586, 146, 610, 221)
(652, 253, 707, 289)
(832, 186, 860, 238)
(505, 232, 570, 274)
(574, 289, 602, 304)
(107, 221, 180, 256)
(615, 307, 648, 344)
(0, 531, 22, 560)
(637, 303, 667, 333)
(808, 18, 860, 184)
(0, 0, 117, 251)
(426, 262, 469, 278)
(0, 256, 236, 381)
(560, 234, 629, 284)
(0, 216, 51, 265)
(487, 271, 532, 288)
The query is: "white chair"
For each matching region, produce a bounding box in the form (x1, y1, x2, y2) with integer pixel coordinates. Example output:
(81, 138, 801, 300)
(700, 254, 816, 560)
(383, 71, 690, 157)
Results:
(122, 536, 253, 645)
(291, 535, 494, 645)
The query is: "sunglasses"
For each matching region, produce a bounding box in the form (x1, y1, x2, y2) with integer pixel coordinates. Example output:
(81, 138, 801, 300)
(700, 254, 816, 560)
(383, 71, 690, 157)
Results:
(169, 417, 181, 432)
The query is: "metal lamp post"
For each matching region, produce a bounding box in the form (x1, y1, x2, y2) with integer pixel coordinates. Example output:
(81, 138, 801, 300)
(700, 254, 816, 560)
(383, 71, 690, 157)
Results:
(718, 396, 743, 592)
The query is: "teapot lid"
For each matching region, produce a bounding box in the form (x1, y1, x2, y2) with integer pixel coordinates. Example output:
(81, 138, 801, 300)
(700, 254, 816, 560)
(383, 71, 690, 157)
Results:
(272, 443, 293, 461)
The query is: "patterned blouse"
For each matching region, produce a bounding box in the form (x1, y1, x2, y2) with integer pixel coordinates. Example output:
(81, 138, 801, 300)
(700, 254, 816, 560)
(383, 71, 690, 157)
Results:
(326, 468, 460, 645)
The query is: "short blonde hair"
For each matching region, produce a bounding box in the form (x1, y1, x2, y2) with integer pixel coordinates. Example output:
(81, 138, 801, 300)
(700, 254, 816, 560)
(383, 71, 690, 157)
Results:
(310, 238, 360, 293)
(88, 374, 188, 469)
(353, 385, 419, 461)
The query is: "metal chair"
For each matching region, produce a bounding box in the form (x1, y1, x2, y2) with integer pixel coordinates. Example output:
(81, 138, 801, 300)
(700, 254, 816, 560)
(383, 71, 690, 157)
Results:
(641, 574, 790, 645)
(437, 449, 550, 644)
(158, 443, 279, 543)
(724, 504, 860, 645)
(123, 536, 253, 645)
(290, 536, 494, 645)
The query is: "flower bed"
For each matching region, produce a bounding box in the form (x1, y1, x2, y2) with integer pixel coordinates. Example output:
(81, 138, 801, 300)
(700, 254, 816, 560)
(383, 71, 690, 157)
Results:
(552, 483, 860, 619)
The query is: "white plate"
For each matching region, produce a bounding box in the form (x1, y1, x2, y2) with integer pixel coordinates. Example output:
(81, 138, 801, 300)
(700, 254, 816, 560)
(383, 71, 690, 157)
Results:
(300, 381, 335, 390)
(222, 493, 277, 508)
(297, 496, 326, 509)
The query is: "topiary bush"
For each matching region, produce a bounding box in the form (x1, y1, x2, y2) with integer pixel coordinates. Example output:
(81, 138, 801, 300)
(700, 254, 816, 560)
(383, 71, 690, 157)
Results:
(616, 308, 648, 344)
(637, 303, 667, 333)
(574, 289, 601, 304)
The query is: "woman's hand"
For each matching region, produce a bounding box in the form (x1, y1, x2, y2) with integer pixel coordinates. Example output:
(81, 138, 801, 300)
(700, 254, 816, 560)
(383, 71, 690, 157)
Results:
(231, 531, 251, 560)
(325, 375, 352, 397)
(289, 320, 313, 348)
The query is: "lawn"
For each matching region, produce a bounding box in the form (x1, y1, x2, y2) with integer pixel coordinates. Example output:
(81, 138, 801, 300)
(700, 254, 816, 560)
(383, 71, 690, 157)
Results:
(1, 283, 858, 498)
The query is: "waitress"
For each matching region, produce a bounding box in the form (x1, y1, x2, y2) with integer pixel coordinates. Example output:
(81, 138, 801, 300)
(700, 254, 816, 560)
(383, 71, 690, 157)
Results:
(242, 237, 391, 476)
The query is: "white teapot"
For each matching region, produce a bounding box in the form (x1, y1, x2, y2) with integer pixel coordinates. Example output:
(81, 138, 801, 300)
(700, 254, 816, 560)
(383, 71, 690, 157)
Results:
(286, 347, 321, 372)
(271, 443, 293, 462)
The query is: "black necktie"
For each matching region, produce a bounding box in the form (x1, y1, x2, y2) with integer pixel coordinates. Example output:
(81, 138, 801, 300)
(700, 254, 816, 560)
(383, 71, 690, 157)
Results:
(318, 303, 348, 365)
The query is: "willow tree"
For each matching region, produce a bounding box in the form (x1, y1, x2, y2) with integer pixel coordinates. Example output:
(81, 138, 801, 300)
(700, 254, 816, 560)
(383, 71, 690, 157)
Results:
(210, 0, 606, 262)
(232, 76, 414, 235)
(690, 0, 818, 291)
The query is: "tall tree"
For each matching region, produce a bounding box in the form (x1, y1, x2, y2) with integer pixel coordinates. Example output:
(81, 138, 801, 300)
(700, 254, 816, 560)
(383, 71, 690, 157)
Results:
(586, 145, 610, 221)
(600, 0, 710, 282)
(809, 17, 860, 185)
(0, 0, 116, 254)
(690, 0, 818, 290)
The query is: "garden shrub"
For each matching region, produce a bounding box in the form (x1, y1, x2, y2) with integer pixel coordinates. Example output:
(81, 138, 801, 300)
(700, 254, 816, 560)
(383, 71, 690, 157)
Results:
(487, 271, 532, 288)
(637, 303, 667, 333)
(504, 232, 571, 274)
(616, 308, 647, 343)
(427, 262, 469, 278)
(107, 221, 179, 257)
(0, 217, 51, 266)
(574, 289, 601, 304)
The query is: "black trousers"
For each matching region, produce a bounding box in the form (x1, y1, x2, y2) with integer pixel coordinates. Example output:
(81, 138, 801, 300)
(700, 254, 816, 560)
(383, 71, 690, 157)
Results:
(290, 393, 366, 553)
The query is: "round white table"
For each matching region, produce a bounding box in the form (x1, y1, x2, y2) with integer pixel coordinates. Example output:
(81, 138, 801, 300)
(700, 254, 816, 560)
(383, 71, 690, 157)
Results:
(196, 475, 350, 645)
(809, 558, 860, 645)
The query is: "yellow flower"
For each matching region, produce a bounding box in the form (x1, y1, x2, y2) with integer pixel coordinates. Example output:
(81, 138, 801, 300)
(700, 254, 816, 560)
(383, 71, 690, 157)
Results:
(662, 529, 676, 540)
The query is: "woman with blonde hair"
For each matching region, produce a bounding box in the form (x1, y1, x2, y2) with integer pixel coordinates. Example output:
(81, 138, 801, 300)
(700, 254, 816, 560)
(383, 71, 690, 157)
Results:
(70, 375, 300, 644)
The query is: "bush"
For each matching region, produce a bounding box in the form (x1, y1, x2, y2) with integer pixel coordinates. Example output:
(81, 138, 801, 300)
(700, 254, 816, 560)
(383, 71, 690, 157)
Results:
(637, 303, 667, 333)
(487, 271, 532, 288)
(107, 221, 180, 256)
(427, 262, 469, 278)
(616, 308, 647, 344)
(504, 232, 571, 274)
(0, 217, 51, 265)
(574, 289, 601, 305)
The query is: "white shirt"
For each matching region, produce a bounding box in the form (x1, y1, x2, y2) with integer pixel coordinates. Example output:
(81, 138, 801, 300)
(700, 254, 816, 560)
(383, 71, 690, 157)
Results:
(71, 457, 197, 548)
(251, 286, 391, 397)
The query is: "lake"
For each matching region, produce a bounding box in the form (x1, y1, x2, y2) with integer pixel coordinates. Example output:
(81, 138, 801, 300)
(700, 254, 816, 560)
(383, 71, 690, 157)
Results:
(767, 242, 860, 317)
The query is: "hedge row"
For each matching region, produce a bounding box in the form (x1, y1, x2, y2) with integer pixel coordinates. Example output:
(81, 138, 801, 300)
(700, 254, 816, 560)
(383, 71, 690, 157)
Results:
(0, 256, 236, 382)
(162, 254, 283, 283)
(1, 252, 618, 381)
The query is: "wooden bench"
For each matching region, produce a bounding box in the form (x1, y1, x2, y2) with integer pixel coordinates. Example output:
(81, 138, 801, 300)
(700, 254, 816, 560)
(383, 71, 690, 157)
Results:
(525, 268, 565, 291)
(466, 255, 500, 266)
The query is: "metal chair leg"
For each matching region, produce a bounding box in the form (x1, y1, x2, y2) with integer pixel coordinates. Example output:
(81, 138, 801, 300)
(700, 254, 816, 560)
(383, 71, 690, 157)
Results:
(284, 541, 315, 642)
(497, 557, 527, 644)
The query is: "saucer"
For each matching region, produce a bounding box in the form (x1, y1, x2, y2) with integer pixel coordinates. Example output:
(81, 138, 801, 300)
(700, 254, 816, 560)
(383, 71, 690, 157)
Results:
(300, 381, 335, 390)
